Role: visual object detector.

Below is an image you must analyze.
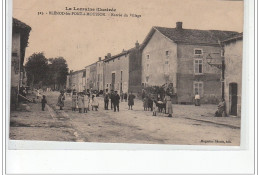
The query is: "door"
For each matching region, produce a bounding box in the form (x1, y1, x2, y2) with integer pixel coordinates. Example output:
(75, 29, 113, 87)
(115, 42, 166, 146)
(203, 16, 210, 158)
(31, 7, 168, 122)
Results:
(229, 83, 238, 116)
(112, 73, 115, 90)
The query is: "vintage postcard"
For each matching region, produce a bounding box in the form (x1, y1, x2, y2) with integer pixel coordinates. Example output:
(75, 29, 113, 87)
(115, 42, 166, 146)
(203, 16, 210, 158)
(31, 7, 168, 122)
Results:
(9, 0, 244, 146)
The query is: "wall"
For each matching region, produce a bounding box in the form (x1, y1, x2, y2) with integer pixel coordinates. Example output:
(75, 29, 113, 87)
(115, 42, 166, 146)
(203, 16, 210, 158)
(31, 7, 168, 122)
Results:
(104, 54, 129, 93)
(142, 30, 178, 89)
(96, 61, 104, 91)
(224, 39, 243, 117)
(89, 63, 97, 90)
(177, 44, 222, 103)
(129, 47, 142, 94)
(11, 33, 21, 88)
(70, 70, 85, 92)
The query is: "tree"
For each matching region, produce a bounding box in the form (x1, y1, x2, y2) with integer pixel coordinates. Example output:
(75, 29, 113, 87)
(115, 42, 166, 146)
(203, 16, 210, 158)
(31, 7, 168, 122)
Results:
(47, 57, 69, 90)
(25, 52, 48, 88)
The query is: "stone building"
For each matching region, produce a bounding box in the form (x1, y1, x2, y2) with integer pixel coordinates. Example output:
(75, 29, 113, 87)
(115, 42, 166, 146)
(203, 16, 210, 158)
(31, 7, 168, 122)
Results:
(222, 33, 243, 117)
(96, 57, 104, 92)
(11, 18, 31, 106)
(85, 62, 97, 91)
(140, 22, 239, 104)
(103, 42, 142, 94)
(69, 69, 85, 92)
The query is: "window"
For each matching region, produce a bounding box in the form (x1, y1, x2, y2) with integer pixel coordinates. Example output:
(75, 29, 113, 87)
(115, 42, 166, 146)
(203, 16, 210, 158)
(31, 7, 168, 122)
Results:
(146, 55, 150, 60)
(166, 51, 169, 56)
(194, 49, 203, 55)
(121, 71, 123, 81)
(194, 81, 203, 96)
(194, 59, 203, 74)
(83, 71, 86, 77)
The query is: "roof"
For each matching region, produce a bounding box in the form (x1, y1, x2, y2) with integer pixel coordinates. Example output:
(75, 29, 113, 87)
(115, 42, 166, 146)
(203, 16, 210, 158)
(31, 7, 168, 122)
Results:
(85, 62, 97, 68)
(13, 18, 31, 31)
(141, 26, 239, 49)
(12, 18, 31, 65)
(70, 69, 85, 75)
(222, 33, 243, 44)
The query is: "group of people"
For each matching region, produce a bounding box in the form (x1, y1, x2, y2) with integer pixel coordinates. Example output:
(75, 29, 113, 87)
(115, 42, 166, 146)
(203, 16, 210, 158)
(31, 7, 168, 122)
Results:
(142, 91, 173, 117)
(103, 90, 136, 112)
(71, 91, 99, 113)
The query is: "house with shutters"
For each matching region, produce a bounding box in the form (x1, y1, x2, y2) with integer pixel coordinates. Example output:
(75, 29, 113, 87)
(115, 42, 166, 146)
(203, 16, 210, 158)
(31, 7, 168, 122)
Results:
(140, 22, 239, 104)
(11, 18, 31, 106)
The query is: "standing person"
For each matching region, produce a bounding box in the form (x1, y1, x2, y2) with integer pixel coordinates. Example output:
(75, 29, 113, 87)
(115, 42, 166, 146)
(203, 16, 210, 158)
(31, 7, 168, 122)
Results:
(41, 95, 47, 111)
(152, 100, 157, 116)
(71, 91, 77, 111)
(113, 91, 120, 112)
(143, 95, 148, 111)
(124, 92, 127, 102)
(57, 91, 65, 110)
(128, 92, 135, 110)
(164, 92, 173, 117)
(110, 90, 114, 110)
(36, 89, 40, 99)
(194, 92, 200, 106)
(104, 89, 109, 110)
(77, 93, 84, 113)
(91, 94, 99, 111)
(215, 98, 226, 117)
(83, 93, 89, 113)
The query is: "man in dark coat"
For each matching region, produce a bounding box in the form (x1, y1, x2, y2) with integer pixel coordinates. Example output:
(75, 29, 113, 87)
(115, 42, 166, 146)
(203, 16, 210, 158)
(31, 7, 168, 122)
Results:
(110, 90, 114, 110)
(128, 92, 135, 110)
(104, 89, 109, 110)
(113, 91, 120, 112)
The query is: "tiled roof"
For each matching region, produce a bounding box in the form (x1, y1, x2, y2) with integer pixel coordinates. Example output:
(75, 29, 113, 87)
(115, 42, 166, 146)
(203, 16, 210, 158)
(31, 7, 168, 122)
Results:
(154, 27, 239, 44)
(222, 33, 243, 43)
(13, 18, 31, 30)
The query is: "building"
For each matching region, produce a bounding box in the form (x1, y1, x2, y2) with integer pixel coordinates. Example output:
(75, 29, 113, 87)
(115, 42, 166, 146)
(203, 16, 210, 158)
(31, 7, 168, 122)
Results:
(11, 18, 31, 106)
(222, 33, 243, 117)
(69, 69, 85, 92)
(85, 62, 97, 91)
(96, 57, 104, 92)
(140, 22, 239, 104)
(103, 42, 142, 94)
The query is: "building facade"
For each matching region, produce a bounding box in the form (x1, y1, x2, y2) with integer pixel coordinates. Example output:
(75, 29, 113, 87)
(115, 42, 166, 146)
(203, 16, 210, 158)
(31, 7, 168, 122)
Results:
(223, 34, 243, 117)
(11, 18, 31, 106)
(104, 52, 130, 93)
(85, 62, 97, 91)
(141, 22, 238, 104)
(103, 43, 142, 94)
(96, 57, 104, 92)
(69, 69, 85, 92)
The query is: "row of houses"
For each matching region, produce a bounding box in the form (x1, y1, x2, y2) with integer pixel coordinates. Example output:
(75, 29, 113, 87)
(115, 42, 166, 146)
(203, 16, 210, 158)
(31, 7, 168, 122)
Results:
(66, 22, 243, 116)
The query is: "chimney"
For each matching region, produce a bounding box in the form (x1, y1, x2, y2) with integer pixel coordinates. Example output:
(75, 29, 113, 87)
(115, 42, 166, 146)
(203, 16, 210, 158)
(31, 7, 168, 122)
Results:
(135, 41, 140, 48)
(176, 22, 182, 30)
(98, 57, 101, 61)
(107, 53, 111, 58)
(122, 49, 125, 53)
(105, 56, 108, 59)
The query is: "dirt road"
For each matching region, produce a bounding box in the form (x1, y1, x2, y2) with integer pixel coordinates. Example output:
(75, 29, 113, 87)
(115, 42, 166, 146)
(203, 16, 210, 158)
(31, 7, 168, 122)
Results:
(9, 91, 240, 146)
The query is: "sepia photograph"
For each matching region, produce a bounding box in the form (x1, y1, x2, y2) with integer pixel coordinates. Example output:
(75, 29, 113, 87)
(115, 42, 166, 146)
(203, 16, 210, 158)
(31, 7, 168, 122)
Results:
(9, 0, 244, 146)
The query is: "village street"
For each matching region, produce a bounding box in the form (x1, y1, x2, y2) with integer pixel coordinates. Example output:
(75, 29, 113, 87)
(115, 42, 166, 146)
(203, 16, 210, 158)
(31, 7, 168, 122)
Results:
(9, 91, 241, 146)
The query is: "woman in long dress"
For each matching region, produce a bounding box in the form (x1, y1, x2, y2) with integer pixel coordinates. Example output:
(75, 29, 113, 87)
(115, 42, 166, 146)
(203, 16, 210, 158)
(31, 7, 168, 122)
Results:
(57, 91, 65, 110)
(164, 95, 173, 117)
(83, 93, 89, 113)
(71, 91, 78, 111)
(77, 93, 84, 113)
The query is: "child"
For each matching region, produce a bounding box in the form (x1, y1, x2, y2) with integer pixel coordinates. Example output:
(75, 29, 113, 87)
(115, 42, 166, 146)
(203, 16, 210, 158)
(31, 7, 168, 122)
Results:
(41, 95, 47, 111)
(152, 100, 157, 116)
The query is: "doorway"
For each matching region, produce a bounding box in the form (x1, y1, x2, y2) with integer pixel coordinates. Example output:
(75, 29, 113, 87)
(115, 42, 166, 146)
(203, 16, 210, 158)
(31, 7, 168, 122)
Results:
(229, 83, 238, 116)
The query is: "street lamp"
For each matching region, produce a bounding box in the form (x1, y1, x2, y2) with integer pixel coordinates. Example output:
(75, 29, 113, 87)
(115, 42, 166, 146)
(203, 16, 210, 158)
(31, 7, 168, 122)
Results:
(206, 48, 225, 100)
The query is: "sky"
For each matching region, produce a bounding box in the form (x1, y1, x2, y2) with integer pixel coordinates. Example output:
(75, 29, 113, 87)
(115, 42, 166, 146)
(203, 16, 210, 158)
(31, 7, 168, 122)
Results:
(12, 0, 244, 71)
